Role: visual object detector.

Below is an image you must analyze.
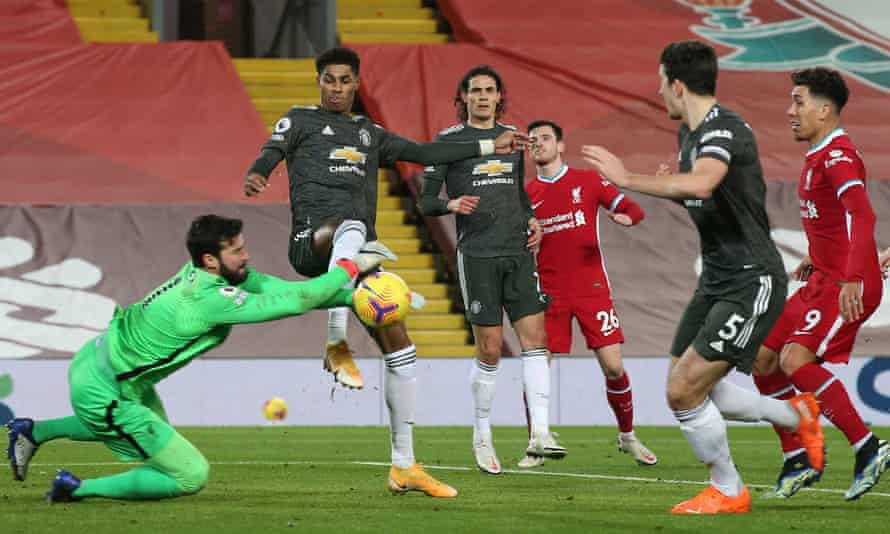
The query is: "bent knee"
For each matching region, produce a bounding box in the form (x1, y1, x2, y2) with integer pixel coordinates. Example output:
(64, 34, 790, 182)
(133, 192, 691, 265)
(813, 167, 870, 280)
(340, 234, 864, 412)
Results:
(179, 454, 211, 495)
(665, 379, 702, 412)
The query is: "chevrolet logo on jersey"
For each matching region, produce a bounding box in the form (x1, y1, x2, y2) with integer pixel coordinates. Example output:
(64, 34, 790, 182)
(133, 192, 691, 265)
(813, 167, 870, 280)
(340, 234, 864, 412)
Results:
(472, 160, 513, 176)
(329, 146, 367, 164)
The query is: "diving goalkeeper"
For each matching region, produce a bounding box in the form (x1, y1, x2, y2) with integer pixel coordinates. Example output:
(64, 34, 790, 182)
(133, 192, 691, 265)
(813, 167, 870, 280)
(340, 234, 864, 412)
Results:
(6, 214, 395, 503)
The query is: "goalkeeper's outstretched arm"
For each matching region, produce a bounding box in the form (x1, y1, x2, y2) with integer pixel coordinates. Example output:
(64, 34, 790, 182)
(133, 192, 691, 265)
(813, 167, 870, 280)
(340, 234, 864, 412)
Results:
(203, 266, 355, 325)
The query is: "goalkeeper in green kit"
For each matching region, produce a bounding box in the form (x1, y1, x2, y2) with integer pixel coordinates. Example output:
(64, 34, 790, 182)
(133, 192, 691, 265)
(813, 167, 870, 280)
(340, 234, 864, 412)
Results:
(6, 214, 396, 503)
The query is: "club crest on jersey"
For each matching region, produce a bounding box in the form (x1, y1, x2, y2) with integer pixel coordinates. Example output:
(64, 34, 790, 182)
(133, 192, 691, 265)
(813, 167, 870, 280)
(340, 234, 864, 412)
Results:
(358, 128, 371, 147)
(800, 198, 819, 219)
(571, 186, 582, 204)
(328, 146, 367, 164)
(472, 160, 513, 177)
(274, 117, 291, 133)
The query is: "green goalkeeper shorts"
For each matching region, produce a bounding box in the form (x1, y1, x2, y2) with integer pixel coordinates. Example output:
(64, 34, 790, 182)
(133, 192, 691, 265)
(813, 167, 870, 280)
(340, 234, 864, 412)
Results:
(68, 334, 176, 462)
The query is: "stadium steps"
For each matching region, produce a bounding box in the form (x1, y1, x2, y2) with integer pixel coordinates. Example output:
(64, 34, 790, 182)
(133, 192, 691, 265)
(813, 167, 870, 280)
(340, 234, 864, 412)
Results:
(375, 173, 474, 353)
(338, 0, 449, 44)
(67, 0, 159, 43)
(234, 0, 450, 130)
(233, 58, 319, 132)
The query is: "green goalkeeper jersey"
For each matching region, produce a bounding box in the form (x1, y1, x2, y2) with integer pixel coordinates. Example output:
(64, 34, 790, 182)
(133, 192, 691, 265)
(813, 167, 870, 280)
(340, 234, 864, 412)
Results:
(105, 262, 351, 398)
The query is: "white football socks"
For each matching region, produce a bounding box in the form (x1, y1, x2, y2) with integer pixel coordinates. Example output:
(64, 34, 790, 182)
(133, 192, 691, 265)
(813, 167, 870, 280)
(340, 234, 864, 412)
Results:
(326, 220, 366, 345)
(521, 349, 551, 437)
(710, 378, 799, 429)
(675, 399, 742, 497)
(385, 345, 417, 468)
(470, 359, 498, 444)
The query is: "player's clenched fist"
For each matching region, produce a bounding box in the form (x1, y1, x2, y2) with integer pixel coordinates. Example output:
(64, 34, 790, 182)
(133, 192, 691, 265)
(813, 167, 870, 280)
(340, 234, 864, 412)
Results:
(244, 172, 268, 197)
(447, 195, 480, 215)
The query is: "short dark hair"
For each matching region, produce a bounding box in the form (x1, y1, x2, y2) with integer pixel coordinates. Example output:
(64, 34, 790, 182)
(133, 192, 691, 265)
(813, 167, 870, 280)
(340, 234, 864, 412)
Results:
(454, 65, 507, 122)
(791, 67, 849, 113)
(316, 47, 360, 76)
(660, 40, 718, 96)
(527, 120, 563, 141)
(187, 214, 243, 267)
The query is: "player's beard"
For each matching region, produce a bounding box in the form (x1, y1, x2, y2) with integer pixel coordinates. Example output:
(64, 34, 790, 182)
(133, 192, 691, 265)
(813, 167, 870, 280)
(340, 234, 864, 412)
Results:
(220, 262, 248, 285)
(533, 151, 556, 166)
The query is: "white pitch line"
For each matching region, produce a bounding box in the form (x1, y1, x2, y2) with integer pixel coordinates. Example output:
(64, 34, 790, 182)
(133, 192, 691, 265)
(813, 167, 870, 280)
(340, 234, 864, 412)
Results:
(30, 460, 890, 498)
(353, 461, 890, 498)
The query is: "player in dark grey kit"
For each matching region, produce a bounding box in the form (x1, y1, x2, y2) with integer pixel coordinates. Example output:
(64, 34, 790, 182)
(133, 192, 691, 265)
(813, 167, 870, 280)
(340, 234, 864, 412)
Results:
(419, 65, 565, 476)
(243, 47, 528, 498)
(583, 41, 824, 514)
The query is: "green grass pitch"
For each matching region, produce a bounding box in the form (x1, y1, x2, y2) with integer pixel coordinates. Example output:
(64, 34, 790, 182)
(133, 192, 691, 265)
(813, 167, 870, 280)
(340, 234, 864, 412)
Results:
(3, 426, 888, 533)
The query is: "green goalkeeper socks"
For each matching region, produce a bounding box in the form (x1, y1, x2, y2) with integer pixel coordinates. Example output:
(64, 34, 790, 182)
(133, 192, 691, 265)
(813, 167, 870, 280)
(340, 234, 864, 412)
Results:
(73, 430, 210, 500)
(33, 416, 98, 444)
(75, 466, 182, 500)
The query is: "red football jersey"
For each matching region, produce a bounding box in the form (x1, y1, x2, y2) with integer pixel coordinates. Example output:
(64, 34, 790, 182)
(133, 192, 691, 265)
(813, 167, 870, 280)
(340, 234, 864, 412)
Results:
(798, 129, 879, 284)
(526, 166, 624, 296)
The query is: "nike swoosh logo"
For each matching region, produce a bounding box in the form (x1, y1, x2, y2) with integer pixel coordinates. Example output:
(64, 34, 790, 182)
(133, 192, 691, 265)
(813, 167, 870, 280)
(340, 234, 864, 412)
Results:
(532, 201, 544, 209)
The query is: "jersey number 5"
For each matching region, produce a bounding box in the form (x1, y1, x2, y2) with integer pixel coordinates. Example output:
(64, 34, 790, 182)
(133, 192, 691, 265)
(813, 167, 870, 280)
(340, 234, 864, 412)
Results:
(718, 313, 746, 341)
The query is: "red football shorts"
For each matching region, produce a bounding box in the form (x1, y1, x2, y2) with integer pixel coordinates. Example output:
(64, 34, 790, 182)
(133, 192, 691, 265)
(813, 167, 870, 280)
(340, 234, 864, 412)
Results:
(763, 273, 882, 363)
(544, 290, 624, 354)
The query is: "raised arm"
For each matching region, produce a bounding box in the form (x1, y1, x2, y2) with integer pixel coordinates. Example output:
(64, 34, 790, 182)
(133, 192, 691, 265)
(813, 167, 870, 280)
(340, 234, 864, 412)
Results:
(381, 128, 530, 166)
(583, 145, 727, 200)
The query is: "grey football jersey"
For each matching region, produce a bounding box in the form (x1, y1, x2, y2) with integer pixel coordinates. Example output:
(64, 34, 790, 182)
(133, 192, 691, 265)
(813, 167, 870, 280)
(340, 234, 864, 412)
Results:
(423, 123, 533, 257)
(263, 106, 412, 241)
(677, 104, 785, 290)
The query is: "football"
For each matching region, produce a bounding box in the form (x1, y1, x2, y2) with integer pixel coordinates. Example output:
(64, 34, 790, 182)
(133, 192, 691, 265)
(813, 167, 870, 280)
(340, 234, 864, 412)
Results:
(263, 397, 288, 421)
(353, 271, 411, 327)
